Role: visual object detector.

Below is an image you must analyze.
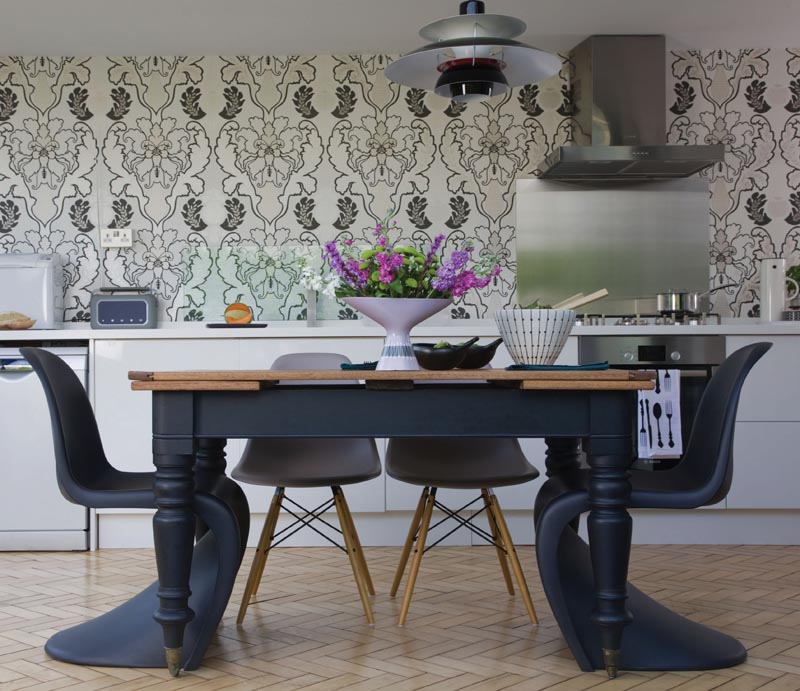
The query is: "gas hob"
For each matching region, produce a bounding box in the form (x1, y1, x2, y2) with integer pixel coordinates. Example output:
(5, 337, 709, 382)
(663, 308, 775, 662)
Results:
(575, 313, 722, 327)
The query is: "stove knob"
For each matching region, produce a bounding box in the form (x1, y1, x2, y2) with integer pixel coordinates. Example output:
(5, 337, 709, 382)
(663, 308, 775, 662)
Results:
(670, 351, 681, 361)
(623, 351, 635, 362)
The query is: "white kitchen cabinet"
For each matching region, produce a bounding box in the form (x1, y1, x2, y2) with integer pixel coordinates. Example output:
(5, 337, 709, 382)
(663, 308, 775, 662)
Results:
(93, 339, 243, 477)
(238, 336, 384, 370)
(727, 336, 798, 422)
(727, 421, 800, 509)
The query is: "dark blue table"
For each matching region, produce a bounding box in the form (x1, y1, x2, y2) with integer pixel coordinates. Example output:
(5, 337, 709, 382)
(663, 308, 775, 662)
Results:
(132, 369, 655, 677)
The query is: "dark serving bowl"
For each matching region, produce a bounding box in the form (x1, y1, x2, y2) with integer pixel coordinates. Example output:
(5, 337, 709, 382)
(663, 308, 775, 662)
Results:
(413, 337, 479, 370)
(459, 338, 503, 369)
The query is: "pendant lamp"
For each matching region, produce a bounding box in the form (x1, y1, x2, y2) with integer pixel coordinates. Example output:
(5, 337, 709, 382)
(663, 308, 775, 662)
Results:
(385, 1, 562, 103)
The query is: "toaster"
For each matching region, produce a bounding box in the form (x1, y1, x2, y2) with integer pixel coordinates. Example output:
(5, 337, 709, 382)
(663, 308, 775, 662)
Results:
(0, 253, 63, 329)
(90, 287, 157, 328)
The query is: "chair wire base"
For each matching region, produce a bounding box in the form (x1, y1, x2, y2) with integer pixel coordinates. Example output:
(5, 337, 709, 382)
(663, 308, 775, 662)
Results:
(392, 487, 538, 626)
(237, 485, 375, 625)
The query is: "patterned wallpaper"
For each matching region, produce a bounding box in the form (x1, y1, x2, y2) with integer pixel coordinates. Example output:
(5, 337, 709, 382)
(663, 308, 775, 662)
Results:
(668, 49, 800, 317)
(1, 51, 797, 322)
(0, 56, 574, 322)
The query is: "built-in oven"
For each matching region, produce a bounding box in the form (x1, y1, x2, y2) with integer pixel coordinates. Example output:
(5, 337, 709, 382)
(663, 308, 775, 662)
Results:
(578, 335, 726, 470)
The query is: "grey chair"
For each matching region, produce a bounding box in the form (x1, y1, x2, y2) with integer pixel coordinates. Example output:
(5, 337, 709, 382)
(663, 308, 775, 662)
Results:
(386, 435, 540, 626)
(231, 352, 382, 624)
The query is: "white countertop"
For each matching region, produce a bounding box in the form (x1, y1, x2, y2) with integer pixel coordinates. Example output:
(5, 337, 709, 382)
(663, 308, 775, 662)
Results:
(1, 318, 800, 341)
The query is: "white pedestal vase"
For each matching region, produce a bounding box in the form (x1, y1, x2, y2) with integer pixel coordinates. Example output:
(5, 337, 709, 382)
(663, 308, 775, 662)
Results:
(343, 297, 451, 370)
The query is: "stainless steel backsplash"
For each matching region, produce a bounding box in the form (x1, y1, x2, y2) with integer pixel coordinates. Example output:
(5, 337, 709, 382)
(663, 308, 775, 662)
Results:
(514, 178, 710, 314)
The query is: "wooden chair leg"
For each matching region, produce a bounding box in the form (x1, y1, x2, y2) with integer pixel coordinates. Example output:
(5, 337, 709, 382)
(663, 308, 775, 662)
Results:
(237, 487, 284, 625)
(482, 488, 514, 596)
(391, 487, 429, 597)
(398, 487, 436, 626)
(337, 488, 375, 596)
(488, 490, 539, 625)
(333, 487, 375, 624)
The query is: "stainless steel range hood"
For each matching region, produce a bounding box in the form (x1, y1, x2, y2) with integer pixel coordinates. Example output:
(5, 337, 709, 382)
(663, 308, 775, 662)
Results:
(537, 35, 724, 179)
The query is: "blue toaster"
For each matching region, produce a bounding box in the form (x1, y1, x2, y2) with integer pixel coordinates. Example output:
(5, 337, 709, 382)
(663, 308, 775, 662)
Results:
(90, 288, 157, 329)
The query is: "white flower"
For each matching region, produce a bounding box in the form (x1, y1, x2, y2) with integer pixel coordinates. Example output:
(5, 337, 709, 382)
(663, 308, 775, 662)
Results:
(322, 275, 340, 299)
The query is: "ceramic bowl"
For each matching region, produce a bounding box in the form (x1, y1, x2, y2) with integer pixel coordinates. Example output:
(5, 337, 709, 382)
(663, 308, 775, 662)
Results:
(494, 309, 576, 365)
(412, 337, 478, 370)
(458, 338, 503, 369)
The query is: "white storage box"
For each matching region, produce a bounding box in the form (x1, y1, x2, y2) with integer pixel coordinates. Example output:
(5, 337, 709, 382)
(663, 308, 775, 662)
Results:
(0, 253, 63, 329)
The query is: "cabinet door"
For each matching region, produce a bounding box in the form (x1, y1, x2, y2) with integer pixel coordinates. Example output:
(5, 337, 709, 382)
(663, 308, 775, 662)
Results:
(727, 336, 796, 422)
(0, 368, 87, 532)
(727, 421, 800, 508)
(238, 338, 386, 513)
(94, 339, 242, 475)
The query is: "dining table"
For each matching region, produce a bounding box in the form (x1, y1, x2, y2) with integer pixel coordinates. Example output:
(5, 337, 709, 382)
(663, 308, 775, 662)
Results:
(128, 366, 656, 677)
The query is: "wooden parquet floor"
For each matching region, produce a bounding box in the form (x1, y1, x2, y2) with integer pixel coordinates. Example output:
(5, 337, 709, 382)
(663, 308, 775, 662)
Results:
(3, 545, 800, 690)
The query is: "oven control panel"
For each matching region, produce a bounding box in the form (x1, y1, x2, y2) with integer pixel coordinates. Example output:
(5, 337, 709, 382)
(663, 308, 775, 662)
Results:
(579, 335, 725, 367)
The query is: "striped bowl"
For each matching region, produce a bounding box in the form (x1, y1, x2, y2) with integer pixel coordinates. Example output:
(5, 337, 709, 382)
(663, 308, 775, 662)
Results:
(494, 309, 576, 366)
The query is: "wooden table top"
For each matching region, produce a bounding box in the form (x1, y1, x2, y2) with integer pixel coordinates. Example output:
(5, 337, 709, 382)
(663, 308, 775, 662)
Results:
(129, 368, 656, 392)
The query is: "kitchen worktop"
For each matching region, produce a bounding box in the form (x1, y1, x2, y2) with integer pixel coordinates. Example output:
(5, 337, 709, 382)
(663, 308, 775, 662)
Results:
(1, 318, 800, 341)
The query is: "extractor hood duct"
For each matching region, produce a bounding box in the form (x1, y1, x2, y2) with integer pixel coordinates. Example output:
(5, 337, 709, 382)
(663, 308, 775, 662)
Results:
(537, 35, 724, 179)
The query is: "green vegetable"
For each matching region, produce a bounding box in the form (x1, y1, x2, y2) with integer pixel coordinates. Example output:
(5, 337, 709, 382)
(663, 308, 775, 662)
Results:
(433, 341, 452, 349)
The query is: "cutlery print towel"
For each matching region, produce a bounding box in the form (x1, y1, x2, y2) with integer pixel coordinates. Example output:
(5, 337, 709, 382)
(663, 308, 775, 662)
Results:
(638, 369, 682, 459)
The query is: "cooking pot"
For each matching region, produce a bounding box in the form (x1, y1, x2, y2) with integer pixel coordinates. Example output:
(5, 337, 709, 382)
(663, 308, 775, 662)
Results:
(656, 283, 738, 315)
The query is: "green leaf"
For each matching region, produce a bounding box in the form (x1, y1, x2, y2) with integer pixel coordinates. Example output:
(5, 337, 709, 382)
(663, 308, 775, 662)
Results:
(370, 270, 381, 282)
(405, 277, 418, 288)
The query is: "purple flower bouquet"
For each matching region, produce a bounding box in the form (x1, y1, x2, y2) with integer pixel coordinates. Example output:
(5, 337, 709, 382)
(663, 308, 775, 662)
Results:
(322, 210, 500, 300)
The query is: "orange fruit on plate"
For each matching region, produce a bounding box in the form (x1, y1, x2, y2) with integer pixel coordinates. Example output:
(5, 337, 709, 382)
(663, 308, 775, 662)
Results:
(224, 297, 254, 324)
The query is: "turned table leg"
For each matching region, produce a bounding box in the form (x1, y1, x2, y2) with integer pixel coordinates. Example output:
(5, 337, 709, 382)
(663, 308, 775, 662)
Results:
(544, 436, 582, 478)
(585, 433, 634, 679)
(152, 392, 197, 677)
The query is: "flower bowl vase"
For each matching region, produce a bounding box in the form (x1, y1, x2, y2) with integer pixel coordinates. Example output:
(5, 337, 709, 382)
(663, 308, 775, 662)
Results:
(343, 297, 452, 370)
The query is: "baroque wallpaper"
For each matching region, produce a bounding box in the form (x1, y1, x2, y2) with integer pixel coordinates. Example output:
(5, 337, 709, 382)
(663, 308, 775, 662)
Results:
(2, 51, 798, 322)
(668, 48, 800, 317)
(0, 55, 575, 322)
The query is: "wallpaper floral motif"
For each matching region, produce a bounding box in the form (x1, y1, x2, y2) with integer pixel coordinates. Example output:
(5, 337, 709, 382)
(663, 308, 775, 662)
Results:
(2, 51, 795, 322)
(0, 55, 574, 322)
(668, 48, 800, 317)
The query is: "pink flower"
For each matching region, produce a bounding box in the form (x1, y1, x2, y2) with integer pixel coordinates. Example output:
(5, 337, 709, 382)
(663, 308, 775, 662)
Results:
(375, 251, 404, 284)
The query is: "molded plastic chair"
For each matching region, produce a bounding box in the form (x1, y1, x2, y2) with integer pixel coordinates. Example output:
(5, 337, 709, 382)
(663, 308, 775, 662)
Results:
(231, 352, 382, 624)
(533, 342, 772, 672)
(20, 346, 250, 671)
(386, 435, 540, 626)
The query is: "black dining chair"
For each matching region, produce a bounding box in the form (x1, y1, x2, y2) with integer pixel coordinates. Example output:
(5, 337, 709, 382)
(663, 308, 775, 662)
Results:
(533, 341, 772, 673)
(21, 346, 250, 672)
(231, 352, 382, 625)
(386, 436, 540, 626)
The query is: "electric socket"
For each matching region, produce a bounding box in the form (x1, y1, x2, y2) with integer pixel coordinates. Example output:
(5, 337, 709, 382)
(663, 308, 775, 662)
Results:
(100, 227, 133, 248)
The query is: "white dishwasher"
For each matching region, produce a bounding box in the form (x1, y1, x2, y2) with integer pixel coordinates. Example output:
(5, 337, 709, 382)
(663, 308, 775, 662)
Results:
(0, 347, 89, 550)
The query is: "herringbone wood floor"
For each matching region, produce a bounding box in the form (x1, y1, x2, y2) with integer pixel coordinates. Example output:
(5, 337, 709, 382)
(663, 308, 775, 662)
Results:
(3, 545, 800, 690)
